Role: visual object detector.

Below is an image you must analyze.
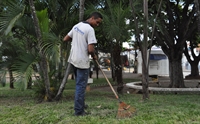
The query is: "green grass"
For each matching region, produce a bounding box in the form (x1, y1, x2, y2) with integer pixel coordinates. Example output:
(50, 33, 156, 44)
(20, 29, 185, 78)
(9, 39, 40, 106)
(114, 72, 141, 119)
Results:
(1, 78, 200, 124)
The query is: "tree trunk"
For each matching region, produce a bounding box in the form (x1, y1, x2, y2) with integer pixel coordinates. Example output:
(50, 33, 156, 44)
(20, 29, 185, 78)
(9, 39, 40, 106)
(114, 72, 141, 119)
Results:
(79, 0, 85, 22)
(188, 0, 200, 78)
(185, 60, 200, 79)
(29, 0, 51, 101)
(54, 63, 73, 100)
(8, 69, 14, 89)
(27, 77, 32, 89)
(94, 64, 99, 79)
(142, 0, 149, 100)
(142, 60, 149, 99)
(184, 42, 200, 78)
(190, 62, 200, 77)
(168, 59, 185, 88)
(113, 43, 123, 94)
(111, 42, 115, 81)
(39, 57, 51, 100)
(194, 0, 200, 33)
(130, 0, 150, 99)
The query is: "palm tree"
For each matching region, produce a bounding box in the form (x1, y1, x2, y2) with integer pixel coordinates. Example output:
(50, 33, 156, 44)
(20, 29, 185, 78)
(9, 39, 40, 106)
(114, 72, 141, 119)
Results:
(0, 0, 61, 99)
(0, 0, 26, 88)
(29, 0, 52, 101)
(102, 0, 131, 94)
(0, 36, 21, 88)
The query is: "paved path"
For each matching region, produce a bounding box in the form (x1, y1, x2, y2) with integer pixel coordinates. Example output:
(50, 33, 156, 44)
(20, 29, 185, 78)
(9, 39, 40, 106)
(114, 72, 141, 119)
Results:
(91, 70, 200, 94)
(92, 70, 142, 79)
(92, 68, 192, 79)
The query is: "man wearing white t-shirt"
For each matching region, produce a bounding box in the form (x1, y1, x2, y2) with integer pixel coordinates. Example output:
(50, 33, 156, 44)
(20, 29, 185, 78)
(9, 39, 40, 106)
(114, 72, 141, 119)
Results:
(63, 12, 103, 116)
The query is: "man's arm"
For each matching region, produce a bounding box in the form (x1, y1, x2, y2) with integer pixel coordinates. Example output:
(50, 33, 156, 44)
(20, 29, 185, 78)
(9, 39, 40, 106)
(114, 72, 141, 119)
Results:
(63, 35, 72, 42)
(88, 44, 97, 60)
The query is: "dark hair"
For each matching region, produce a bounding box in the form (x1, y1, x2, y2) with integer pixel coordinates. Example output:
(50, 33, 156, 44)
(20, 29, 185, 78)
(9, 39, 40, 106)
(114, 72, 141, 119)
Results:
(89, 12, 103, 19)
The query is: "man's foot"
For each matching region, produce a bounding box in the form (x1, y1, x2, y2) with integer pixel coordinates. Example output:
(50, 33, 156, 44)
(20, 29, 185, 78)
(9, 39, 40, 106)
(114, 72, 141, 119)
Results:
(74, 111, 90, 116)
(84, 104, 89, 109)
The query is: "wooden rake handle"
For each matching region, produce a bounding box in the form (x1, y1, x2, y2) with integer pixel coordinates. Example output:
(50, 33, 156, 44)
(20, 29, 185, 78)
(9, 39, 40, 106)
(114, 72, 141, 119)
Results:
(95, 60, 119, 99)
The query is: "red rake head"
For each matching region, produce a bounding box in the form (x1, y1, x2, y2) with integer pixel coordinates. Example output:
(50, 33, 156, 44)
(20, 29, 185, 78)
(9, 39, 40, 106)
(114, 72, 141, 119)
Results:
(116, 102, 136, 119)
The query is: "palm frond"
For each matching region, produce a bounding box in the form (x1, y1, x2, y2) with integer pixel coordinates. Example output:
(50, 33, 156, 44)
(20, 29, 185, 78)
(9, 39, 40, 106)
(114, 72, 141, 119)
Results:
(11, 52, 38, 87)
(36, 9, 49, 33)
(0, 0, 25, 35)
(35, 8, 61, 64)
(15, 15, 36, 36)
(103, 1, 130, 41)
(40, 32, 61, 63)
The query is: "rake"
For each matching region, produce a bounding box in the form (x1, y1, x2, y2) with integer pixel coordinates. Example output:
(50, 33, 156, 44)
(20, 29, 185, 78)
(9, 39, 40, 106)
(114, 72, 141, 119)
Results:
(95, 60, 136, 119)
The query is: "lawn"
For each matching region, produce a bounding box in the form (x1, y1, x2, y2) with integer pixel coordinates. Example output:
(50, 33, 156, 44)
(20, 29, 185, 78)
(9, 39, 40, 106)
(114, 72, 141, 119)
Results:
(0, 78, 200, 124)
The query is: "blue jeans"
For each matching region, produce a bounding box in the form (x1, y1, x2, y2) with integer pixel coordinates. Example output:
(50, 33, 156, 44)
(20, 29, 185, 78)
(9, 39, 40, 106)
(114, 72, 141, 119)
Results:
(72, 65, 89, 115)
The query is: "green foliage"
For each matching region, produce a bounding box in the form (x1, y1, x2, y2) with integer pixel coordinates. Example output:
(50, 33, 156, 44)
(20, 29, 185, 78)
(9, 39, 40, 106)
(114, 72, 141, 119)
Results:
(0, 36, 27, 88)
(36, 9, 49, 33)
(32, 78, 59, 101)
(0, 0, 25, 35)
(102, 0, 130, 42)
(41, 32, 61, 63)
(11, 52, 38, 90)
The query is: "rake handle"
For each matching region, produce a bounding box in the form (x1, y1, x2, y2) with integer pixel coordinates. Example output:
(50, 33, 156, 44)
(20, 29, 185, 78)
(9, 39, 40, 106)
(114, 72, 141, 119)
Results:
(95, 60, 119, 99)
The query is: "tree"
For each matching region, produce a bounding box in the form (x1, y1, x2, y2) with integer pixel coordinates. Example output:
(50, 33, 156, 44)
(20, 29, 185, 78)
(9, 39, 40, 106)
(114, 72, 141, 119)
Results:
(194, 0, 200, 33)
(154, 0, 196, 88)
(0, 0, 26, 89)
(183, 0, 200, 79)
(0, 0, 62, 98)
(129, 0, 163, 99)
(142, 0, 149, 99)
(0, 37, 20, 88)
(129, 0, 150, 99)
(184, 31, 200, 79)
(28, 0, 53, 101)
(102, 0, 131, 94)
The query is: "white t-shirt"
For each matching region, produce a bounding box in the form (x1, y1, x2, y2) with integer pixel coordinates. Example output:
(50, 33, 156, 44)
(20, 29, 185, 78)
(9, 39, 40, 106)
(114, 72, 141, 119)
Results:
(67, 22, 97, 69)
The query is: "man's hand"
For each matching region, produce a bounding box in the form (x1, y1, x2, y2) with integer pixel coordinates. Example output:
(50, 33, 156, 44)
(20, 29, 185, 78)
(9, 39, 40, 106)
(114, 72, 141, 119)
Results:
(63, 35, 72, 42)
(92, 54, 98, 60)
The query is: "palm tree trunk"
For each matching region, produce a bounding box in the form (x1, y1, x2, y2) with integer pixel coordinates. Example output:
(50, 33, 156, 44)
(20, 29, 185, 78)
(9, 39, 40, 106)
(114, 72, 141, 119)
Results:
(113, 43, 123, 94)
(54, 63, 73, 100)
(29, 0, 51, 101)
(79, 0, 85, 21)
(27, 77, 32, 89)
(8, 68, 14, 89)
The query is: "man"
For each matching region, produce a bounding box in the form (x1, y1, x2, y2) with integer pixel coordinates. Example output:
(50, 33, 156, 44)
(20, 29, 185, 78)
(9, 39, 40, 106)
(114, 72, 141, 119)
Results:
(63, 12, 103, 116)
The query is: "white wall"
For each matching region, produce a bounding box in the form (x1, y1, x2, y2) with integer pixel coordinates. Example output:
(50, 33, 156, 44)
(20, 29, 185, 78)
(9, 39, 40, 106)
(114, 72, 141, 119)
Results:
(137, 47, 169, 76)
